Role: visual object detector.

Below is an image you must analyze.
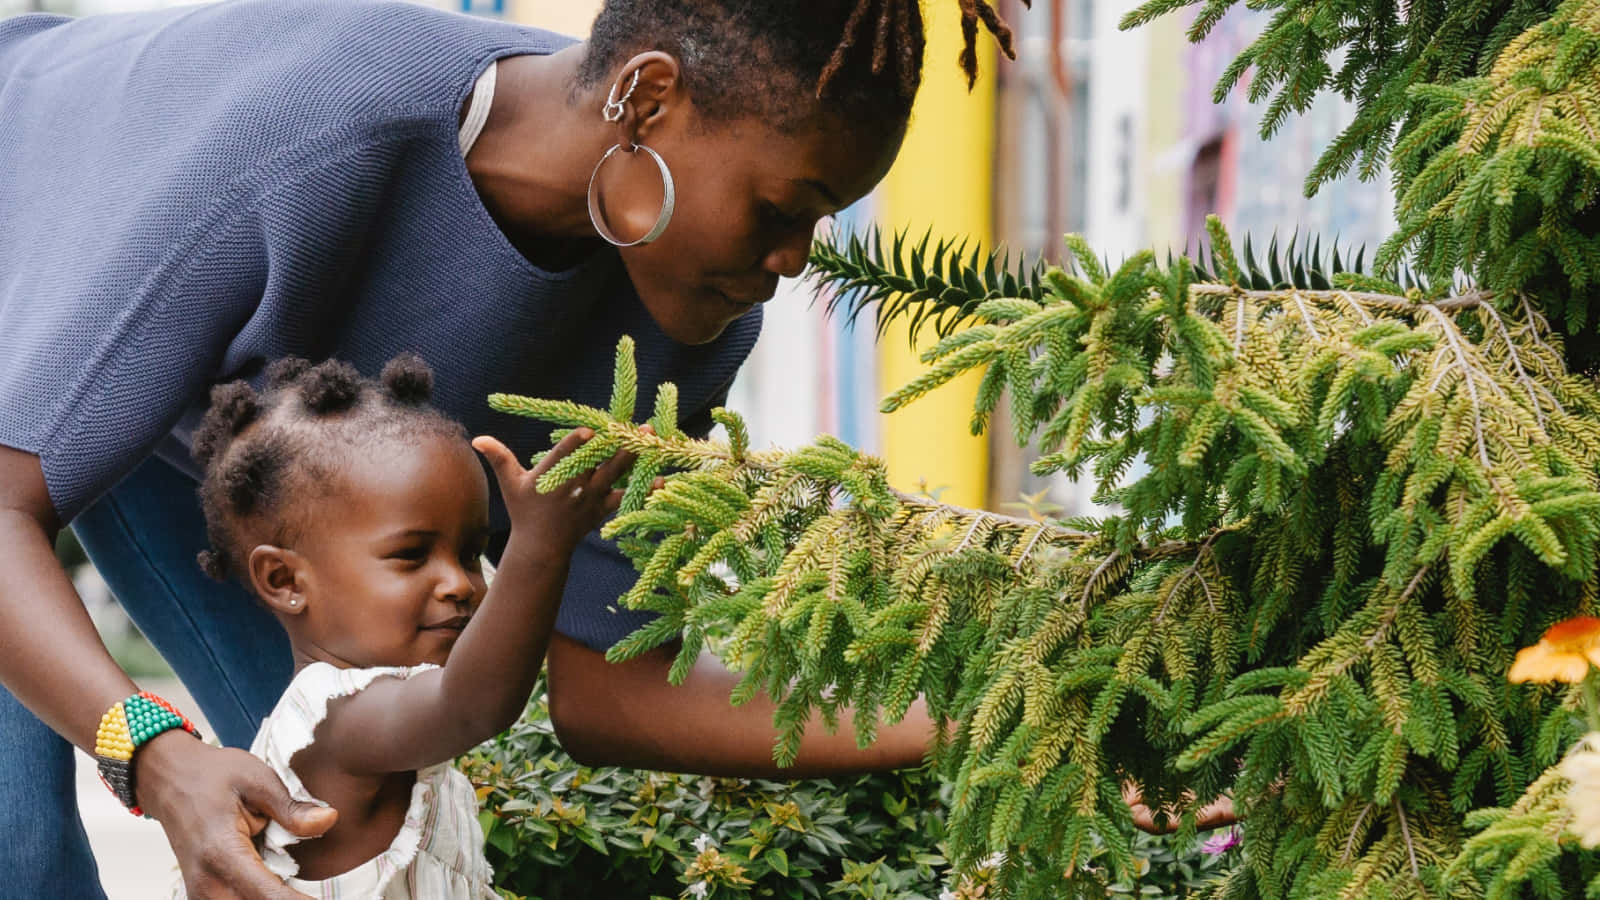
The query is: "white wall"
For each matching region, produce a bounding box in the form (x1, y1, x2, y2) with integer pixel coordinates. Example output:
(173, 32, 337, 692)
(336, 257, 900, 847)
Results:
(1083, 0, 1150, 261)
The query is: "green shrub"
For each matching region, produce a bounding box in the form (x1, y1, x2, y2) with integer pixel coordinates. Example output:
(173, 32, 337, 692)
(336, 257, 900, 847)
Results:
(461, 682, 1224, 899)
(461, 683, 949, 900)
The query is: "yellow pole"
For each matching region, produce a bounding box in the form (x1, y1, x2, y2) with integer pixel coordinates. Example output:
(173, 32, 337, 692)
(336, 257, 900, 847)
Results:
(876, 2, 996, 509)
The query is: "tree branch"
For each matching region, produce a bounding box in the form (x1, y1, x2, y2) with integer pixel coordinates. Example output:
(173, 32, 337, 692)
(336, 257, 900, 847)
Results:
(1189, 284, 1491, 313)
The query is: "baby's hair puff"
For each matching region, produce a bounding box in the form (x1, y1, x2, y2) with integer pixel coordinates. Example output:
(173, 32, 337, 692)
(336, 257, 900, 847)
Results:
(194, 354, 465, 583)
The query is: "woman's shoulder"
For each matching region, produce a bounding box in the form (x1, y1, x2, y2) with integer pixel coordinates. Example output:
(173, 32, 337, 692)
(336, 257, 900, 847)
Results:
(3, 0, 567, 165)
(198, 0, 566, 105)
(0, 0, 570, 248)
(173, 1, 565, 142)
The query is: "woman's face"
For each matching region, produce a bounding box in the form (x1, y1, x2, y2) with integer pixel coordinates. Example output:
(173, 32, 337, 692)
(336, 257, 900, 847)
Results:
(600, 111, 905, 346)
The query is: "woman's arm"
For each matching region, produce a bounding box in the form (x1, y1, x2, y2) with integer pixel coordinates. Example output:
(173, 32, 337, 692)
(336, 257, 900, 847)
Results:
(316, 431, 635, 774)
(0, 446, 335, 900)
(546, 634, 936, 776)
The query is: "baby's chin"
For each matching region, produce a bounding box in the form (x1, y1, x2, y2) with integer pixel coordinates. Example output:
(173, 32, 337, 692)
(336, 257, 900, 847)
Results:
(285, 638, 454, 671)
(417, 629, 464, 667)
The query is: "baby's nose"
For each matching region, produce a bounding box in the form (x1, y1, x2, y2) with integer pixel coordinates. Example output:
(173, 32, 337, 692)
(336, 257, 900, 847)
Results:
(437, 566, 476, 604)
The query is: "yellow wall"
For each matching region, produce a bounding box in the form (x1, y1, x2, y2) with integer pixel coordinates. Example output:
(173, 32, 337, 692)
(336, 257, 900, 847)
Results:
(876, 3, 996, 509)
(507, 0, 600, 36)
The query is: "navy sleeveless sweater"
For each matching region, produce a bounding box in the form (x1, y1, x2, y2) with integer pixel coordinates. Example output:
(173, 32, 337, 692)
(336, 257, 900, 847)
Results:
(0, 0, 762, 648)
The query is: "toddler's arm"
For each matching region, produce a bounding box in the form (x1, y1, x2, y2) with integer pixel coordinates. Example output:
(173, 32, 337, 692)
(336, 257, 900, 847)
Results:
(313, 429, 631, 773)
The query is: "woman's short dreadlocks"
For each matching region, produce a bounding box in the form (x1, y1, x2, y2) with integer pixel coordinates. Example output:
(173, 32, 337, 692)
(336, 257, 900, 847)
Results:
(578, 0, 1025, 129)
(192, 354, 465, 583)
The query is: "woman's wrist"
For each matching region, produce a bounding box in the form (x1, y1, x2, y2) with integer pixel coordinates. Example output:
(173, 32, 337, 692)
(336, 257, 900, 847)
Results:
(875, 700, 941, 769)
(131, 728, 213, 821)
(95, 690, 203, 816)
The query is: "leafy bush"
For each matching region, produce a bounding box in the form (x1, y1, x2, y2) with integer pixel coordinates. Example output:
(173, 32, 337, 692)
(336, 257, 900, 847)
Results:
(461, 683, 950, 900)
(461, 682, 1225, 899)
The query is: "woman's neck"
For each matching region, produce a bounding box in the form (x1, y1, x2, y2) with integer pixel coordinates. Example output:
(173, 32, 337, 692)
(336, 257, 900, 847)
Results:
(465, 47, 614, 250)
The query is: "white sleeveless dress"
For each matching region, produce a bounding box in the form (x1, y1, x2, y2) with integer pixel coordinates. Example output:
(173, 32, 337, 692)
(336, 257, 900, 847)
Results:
(171, 661, 498, 899)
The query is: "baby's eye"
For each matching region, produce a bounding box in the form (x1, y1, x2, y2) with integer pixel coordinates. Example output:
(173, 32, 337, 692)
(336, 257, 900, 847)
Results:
(389, 546, 428, 563)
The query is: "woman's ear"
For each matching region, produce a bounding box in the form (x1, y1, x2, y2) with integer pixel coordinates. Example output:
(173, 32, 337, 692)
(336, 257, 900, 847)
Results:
(248, 544, 310, 615)
(613, 51, 684, 145)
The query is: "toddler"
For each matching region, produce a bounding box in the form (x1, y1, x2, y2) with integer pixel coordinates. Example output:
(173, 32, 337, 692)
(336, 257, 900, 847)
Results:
(178, 354, 630, 898)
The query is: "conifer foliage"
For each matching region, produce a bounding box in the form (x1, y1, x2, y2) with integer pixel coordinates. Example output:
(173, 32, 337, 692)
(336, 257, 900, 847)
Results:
(480, 1, 1600, 895)
(490, 211, 1600, 895)
(1120, 0, 1600, 373)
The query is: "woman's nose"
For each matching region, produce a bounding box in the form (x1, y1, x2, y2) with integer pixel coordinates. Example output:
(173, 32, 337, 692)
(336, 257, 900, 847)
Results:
(763, 232, 811, 279)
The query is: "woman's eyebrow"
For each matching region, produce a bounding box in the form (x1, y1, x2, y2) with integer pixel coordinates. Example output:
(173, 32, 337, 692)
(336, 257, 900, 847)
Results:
(791, 177, 843, 208)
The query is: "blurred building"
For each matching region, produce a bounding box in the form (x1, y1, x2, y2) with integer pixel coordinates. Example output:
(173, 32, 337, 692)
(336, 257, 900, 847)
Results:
(732, 0, 1401, 519)
(723, 0, 1401, 519)
(987, 0, 1396, 516)
(2, 0, 1397, 519)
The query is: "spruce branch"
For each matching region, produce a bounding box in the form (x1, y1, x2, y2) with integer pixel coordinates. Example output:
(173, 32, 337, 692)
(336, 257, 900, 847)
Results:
(485, 199, 1600, 893)
(806, 225, 1047, 343)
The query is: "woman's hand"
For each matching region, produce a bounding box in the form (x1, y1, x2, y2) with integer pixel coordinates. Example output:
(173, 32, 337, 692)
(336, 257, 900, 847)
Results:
(137, 731, 337, 899)
(0, 446, 328, 898)
(1125, 782, 1237, 834)
(473, 428, 639, 555)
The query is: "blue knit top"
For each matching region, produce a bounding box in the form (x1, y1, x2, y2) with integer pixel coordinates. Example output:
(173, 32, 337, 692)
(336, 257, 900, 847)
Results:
(0, 0, 762, 649)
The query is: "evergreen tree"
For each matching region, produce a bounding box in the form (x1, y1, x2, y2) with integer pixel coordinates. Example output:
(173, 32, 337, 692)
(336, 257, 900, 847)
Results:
(485, 1, 1600, 895)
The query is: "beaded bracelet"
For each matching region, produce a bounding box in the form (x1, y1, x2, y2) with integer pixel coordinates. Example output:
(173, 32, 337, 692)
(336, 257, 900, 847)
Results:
(94, 691, 202, 817)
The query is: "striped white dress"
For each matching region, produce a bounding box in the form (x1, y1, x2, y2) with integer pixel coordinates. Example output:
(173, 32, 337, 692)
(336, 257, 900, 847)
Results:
(176, 662, 498, 899)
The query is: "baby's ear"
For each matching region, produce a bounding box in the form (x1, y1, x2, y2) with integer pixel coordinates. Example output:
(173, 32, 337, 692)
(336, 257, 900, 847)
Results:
(248, 545, 310, 615)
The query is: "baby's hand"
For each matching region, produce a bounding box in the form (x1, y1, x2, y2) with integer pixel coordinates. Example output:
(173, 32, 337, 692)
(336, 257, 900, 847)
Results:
(472, 429, 636, 553)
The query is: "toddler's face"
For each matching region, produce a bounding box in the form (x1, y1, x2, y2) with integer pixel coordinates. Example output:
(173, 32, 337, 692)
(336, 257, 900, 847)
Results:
(289, 435, 491, 668)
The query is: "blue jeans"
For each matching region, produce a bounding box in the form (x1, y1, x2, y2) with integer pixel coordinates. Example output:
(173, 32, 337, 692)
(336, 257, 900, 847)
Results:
(0, 455, 292, 898)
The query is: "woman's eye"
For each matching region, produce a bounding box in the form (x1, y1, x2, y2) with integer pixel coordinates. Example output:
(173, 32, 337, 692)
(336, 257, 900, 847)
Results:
(760, 203, 806, 231)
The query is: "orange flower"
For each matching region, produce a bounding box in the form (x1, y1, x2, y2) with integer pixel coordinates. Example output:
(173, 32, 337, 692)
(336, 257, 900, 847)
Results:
(1509, 616, 1600, 684)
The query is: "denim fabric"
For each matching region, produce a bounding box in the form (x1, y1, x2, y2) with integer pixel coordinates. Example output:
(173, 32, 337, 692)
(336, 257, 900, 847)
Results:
(0, 688, 104, 899)
(0, 455, 291, 897)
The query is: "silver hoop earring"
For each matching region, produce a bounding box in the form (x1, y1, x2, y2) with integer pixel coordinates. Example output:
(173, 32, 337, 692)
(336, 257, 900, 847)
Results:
(587, 143, 676, 247)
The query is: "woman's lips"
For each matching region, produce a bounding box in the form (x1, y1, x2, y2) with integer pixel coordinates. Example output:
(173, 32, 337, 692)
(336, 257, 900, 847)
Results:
(715, 288, 760, 310)
(421, 615, 470, 632)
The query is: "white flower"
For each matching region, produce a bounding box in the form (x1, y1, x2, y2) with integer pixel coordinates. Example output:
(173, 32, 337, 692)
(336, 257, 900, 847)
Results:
(686, 882, 709, 899)
(1562, 732, 1600, 847)
(692, 833, 716, 853)
(978, 851, 1007, 871)
(939, 891, 959, 900)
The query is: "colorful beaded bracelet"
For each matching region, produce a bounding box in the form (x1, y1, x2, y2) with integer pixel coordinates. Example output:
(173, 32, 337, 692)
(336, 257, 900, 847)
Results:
(94, 691, 202, 817)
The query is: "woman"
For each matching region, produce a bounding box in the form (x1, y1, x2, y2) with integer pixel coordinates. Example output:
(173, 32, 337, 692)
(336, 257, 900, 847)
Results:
(0, 0, 1018, 896)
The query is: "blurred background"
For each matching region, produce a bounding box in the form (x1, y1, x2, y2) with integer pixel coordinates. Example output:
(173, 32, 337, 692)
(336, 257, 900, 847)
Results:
(0, 0, 1396, 521)
(0, 0, 1395, 701)
(0, 0, 1394, 891)
(2, 0, 1396, 653)
(0, 0, 1395, 621)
